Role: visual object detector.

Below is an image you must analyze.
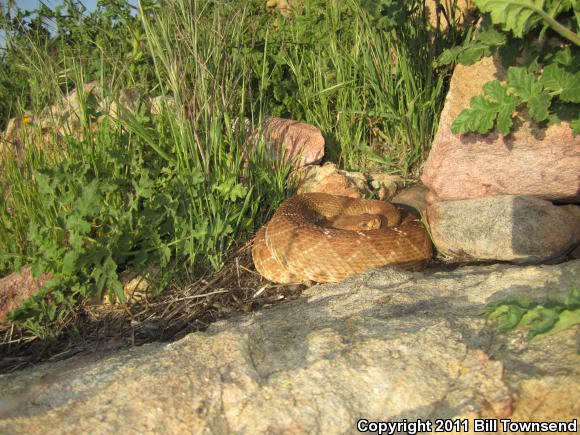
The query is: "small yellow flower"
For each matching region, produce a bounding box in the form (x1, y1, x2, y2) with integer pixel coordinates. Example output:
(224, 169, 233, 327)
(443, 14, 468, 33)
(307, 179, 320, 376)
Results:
(22, 114, 32, 125)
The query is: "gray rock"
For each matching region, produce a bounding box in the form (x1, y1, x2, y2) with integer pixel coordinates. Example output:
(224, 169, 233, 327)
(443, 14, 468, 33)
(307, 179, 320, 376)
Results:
(0, 261, 579, 434)
(392, 183, 430, 217)
(426, 195, 580, 263)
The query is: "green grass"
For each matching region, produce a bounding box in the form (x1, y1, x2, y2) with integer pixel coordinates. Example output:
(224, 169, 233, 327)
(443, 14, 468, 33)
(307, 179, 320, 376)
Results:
(274, 0, 449, 174)
(0, 0, 462, 337)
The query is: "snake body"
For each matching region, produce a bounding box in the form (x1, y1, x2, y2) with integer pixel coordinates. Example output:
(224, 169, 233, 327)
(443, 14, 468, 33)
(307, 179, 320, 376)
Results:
(252, 193, 433, 283)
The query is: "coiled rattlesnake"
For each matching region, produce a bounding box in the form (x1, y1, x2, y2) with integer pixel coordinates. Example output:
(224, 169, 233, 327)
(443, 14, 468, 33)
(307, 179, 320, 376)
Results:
(252, 193, 433, 283)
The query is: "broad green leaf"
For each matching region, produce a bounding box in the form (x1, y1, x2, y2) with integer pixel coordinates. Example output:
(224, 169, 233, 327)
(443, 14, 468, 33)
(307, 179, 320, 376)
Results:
(527, 93, 551, 121)
(452, 80, 519, 135)
(488, 304, 515, 319)
(213, 179, 248, 202)
(68, 231, 85, 251)
(542, 64, 567, 91)
(186, 169, 205, 187)
(65, 214, 91, 235)
(31, 260, 44, 279)
(77, 179, 100, 216)
(438, 47, 463, 66)
(497, 102, 517, 134)
(133, 169, 155, 199)
(548, 99, 580, 127)
(541, 64, 580, 103)
(561, 72, 580, 103)
(452, 97, 497, 134)
(507, 67, 550, 122)
(160, 244, 171, 267)
(545, 309, 580, 335)
(62, 250, 80, 275)
(498, 305, 527, 331)
(507, 66, 540, 98)
(34, 171, 54, 198)
(474, 0, 545, 37)
(482, 79, 511, 106)
(519, 305, 543, 326)
(457, 45, 490, 65)
(434, 19, 506, 66)
(554, 47, 574, 66)
(53, 290, 65, 304)
(527, 307, 559, 338)
(103, 255, 125, 304)
(46, 303, 57, 321)
(486, 286, 580, 338)
(478, 27, 507, 45)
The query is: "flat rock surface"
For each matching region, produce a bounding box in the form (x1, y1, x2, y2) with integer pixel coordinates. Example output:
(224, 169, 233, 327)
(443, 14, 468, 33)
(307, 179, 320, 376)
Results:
(0, 261, 579, 434)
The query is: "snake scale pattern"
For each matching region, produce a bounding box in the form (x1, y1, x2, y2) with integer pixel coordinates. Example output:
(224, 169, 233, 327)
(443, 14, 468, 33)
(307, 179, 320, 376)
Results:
(252, 193, 433, 283)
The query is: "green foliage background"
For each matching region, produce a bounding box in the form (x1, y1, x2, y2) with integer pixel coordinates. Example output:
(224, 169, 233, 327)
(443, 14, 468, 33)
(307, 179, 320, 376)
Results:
(0, 0, 462, 336)
(0, 0, 577, 341)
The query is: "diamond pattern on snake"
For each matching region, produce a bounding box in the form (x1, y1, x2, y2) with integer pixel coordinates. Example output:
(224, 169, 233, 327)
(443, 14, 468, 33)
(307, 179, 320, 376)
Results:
(252, 192, 433, 283)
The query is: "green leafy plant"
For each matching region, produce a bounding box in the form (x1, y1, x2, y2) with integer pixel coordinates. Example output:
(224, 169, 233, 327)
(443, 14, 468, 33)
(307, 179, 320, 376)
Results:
(452, 79, 519, 135)
(0, 0, 290, 336)
(484, 285, 580, 340)
(0, 0, 461, 337)
(475, 0, 579, 44)
(358, 0, 411, 31)
(438, 26, 506, 65)
(0, 0, 156, 129)
(5, 123, 182, 329)
(439, 0, 580, 136)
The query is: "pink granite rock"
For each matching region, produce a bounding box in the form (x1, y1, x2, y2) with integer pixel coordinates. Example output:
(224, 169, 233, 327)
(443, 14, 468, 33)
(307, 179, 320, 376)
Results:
(0, 266, 52, 326)
(258, 117, 324, 169)
(421, 56, 580, 204)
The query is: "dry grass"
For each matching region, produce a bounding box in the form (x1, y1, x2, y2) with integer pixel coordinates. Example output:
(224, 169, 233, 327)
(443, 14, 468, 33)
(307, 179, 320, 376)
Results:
(2, 233, 563, 374)
(0, 241, 305, 374)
